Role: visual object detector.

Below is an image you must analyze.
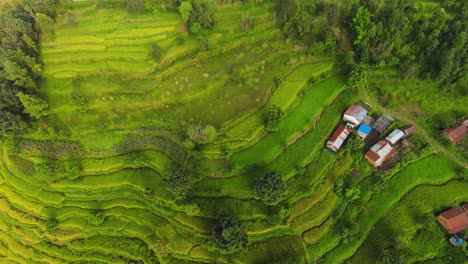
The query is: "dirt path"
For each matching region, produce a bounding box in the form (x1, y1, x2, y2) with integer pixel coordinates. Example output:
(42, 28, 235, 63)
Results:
(359, 87, 468, 169)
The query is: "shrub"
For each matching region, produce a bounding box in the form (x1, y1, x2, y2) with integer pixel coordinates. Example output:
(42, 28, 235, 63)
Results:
(212, 216, 248, 254)
(264, 105, 284, 132)
(35, 162, 55, 180)
(254, 172, 286, 205)
(240, 15, 255, 32)
(127, 0, 145, 14)
(150, 44, 163, 62)
(45, 218, 58, 230)
(88, 213, 105, 226)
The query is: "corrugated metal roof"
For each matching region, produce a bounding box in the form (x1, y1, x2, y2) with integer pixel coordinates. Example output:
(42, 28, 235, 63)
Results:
(386, 129, 405, 145)
(327, 125, 351, 152)
(343, 104, 368, 126)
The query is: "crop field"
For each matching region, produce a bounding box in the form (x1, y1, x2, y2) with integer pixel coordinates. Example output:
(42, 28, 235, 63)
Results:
(0, 0, 467, 263)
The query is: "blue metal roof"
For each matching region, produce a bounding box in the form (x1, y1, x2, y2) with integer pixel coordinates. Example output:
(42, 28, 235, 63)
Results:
(358, 124, 372, 135)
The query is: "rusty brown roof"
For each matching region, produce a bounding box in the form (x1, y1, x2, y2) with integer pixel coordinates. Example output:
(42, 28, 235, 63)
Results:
(445, 125, 467, 143)
(438, 208, 468, 234)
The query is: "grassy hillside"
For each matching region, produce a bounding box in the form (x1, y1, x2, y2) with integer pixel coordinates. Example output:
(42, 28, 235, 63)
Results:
(0, 0, 467, 263)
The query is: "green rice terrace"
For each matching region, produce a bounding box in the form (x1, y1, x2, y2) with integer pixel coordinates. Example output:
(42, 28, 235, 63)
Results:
(0, 0, 467, 263)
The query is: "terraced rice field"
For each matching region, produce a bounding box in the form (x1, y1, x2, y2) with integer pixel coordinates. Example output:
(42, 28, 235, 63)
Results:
(0, 1, 467, 263)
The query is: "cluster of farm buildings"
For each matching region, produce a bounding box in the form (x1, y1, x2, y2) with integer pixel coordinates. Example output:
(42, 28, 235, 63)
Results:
(326, 104, 415, 168)
(326, 104, 468, 246)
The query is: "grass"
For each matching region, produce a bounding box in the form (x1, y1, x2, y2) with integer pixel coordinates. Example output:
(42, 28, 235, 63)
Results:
(0, 1, 466, 263)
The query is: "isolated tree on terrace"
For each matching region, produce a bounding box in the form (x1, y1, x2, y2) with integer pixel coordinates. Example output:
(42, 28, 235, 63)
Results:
(264, 104, 284, 132)
(212, 216, 248, 254)
(254, 171, 286, 205)
(187, 123, 217, 144)
(166, 166, 192, 200)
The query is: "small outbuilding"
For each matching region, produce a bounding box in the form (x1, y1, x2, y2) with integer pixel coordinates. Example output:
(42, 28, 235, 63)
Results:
(326, 125, 351, 152)
(343, 104, 368, 128)
(385, 129, 405, 145)
(372, 114, 394, 133)
(365, 140, 395, 167)
(443, 123, 467, 143)
(357, 124, 372, 139)
(401, 125, 416, 137)
(436, 207, 468, 234)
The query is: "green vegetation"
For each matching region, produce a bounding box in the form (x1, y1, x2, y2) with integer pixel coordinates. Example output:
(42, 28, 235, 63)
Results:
(0, 0, 466, 263)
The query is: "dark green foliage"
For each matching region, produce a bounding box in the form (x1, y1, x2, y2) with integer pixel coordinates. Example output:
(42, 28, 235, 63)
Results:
(70, 90, 87, 112)
(126, 0, 145, 14)
(212, 216, 248, 254)
(274, 0, 342, 52)
(150, 44, 163, 62)
(35, 161, 55, 180)
(44, 217, 58, 230)
(347, 64, 368, 90)
(0, 110, 27, 135)
(254, 171, 286, 205)
(264, 105, 284, 132)
(35, 13, 54, 35)
(352, 6, 376, 62)
(178, 0, 214, 34)
(166, 166, 192, 200)
(0, 0, 58, 136)
(380, 248, 405, 264)
(16, 92, 48, 118)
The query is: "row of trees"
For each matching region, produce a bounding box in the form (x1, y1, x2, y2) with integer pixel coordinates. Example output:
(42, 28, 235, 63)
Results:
(0, 0, 56, 136)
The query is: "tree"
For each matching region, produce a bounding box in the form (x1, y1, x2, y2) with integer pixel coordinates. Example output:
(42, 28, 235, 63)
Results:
(187, 123, 217, 144)
(35, 13, 54, 35)
(352, 7, 377, 62)
(150, 44, 163, 62)
(178, 1, 193, 23)
(347, 64, 369, 90)
(16, 92, 48, 118)
(212, 216, 248, 254)
(166, 166, 192, 200)
(0, 111, 27, 135)
(254, 172, 286, 205)
(127, 0, 145, 14)
(264, 104, 284, 132)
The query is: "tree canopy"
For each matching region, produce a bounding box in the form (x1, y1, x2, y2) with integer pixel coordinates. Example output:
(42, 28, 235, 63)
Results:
(212, 216, 248, 254)
(254, 171, 286, 205)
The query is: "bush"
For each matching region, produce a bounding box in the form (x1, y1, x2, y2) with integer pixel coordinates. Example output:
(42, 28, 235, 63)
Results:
(45, 218, 58, 230)
(150, 44, 163, 62)
(264, 105, 284, 132)
(88, 213, 105, 226)
(127, 0, 145, 14)
(212, 216, 248, 254)
(254, 172, 286, 205)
